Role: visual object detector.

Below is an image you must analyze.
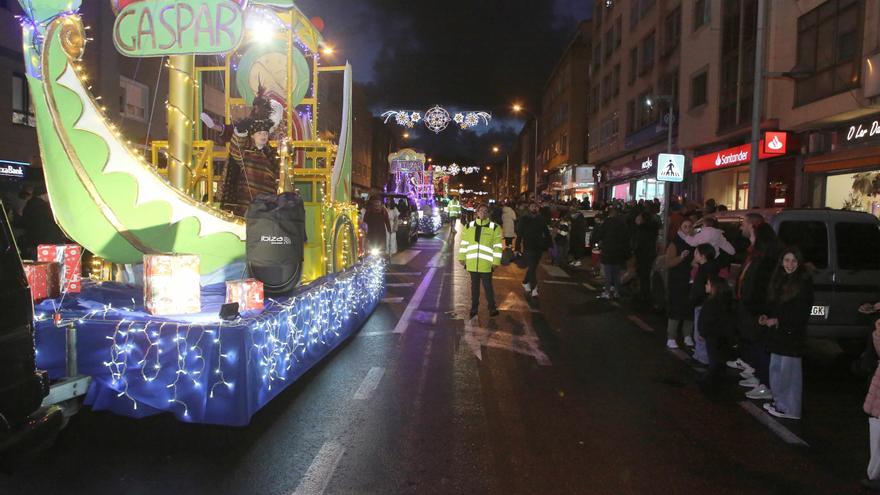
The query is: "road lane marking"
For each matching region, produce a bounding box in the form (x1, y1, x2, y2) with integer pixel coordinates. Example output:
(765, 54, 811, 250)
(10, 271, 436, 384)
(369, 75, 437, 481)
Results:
(497, 291, 539, 313)
(391, 249, 421, 265)
(380, 297, 404, 304)
(543, 280, 580, 286)
(582, 282, 598, 291)
(291, 440, 345, 495)
(462, 320, 551, 366)
(627, 315, 655, 333)
(359, 331, 393, 337)
(352, 367, 385, 400)
(738, 401, 810, 447)
(393, 264, 439, 334)
(541, 264, 571, 278)
(386, 282, 414, 288)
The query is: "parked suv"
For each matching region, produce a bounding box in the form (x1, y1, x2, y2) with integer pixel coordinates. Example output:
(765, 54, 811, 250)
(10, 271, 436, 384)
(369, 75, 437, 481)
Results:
(653, 208, 880, 348)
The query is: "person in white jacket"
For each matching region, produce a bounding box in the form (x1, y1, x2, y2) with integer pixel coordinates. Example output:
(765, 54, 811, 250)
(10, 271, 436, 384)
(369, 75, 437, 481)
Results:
(680, 217, 735, 258)
(501, 203, 517, 249)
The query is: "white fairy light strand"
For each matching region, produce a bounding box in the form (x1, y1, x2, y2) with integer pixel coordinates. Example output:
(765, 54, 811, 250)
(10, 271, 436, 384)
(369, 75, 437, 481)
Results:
(381, 107, 492, 134)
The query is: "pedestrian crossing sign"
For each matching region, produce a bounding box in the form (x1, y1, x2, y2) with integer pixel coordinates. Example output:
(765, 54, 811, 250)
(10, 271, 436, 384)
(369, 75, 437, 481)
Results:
(657, 153, 685, 183)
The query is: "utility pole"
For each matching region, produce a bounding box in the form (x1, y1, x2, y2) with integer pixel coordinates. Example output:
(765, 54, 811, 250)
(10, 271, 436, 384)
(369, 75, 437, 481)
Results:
(748, 0, 768, 208)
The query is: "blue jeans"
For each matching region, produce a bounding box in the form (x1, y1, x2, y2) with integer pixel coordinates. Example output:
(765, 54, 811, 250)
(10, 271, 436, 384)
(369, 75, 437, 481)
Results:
(602, 263, 622, 294)
(770, 354, 802, 417)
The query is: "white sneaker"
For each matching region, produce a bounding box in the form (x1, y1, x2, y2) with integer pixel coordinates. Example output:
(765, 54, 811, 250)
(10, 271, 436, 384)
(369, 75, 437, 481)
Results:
(666, 339, 679, 349)
(740, 370, 754, 379)
(597, 291, 612, 300)
(683, 336, 695, 347)
(726, 358, 755, 374)
(764, 403, 800, 420)
(572, 260, 582, 267)
(746, 385, 773, 400)
(522, 283, 532, 292)
(531, 288, 539, 298)
(738, 376, 759, 387)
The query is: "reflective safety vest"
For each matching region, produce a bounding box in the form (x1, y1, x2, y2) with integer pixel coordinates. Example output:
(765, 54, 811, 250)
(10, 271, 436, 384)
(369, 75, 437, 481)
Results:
(458, 219, 503, 273)
(448, 199, 461, 217)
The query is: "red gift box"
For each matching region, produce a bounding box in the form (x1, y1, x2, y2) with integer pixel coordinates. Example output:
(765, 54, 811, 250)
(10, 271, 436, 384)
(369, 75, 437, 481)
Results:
(143, 254, 201, 316)
(225, 279, 265, 311)
(23, 261, 61, 302)
(37, 244, 82, 294)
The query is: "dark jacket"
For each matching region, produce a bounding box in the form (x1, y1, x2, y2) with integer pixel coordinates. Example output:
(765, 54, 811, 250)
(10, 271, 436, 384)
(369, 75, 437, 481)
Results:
(766, 274, 814, 357)
(597, 215, 630, 265)
(699, 292, 734, 339)
(735, 252, 777, 341)
(517, 213, 550, 253)
(569, 213, 587, 249)
(690, 259, 720, 307)
(633, 218, 659, 263)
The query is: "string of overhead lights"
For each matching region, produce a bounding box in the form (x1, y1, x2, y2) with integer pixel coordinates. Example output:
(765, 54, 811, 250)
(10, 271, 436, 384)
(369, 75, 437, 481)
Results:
(382, 106, 491, 134)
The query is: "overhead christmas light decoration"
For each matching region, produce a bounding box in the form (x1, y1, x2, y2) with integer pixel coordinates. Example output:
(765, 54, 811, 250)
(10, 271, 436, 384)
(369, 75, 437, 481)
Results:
(432, 163, 481, 176)
(382, 106, 492, 134)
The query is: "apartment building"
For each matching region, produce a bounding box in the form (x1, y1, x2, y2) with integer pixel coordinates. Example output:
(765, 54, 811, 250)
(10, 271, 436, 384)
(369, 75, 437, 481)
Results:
(678, 0, 879, 213)
(538, 21, 591, 200)
(588, 0, 682, 204)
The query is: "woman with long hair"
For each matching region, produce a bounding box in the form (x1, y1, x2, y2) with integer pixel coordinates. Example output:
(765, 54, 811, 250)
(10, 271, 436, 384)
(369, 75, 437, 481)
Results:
(759, 247, 814, 419)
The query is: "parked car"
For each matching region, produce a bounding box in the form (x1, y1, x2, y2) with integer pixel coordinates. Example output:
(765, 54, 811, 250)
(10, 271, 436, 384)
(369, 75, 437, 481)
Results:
(0, 202, 64, 465)
(652, 208, 880, 350)
(381, 193, 418, 249)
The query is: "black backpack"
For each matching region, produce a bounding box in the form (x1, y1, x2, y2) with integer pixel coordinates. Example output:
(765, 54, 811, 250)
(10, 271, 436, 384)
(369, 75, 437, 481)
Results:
(245, 193, 307, 295)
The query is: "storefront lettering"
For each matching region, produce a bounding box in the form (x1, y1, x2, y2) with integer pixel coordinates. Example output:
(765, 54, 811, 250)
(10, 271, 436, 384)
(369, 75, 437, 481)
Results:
(113, 0, 243, 57)
(714, 149, 749, 167)
(693, 140, 785, 174)
(847, 120, 880, 143)
(641, 157, 653, 170)
(0, 164, 25, 178)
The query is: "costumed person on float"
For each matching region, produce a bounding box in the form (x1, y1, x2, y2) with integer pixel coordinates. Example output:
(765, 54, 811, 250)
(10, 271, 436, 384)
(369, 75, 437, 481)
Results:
(200, 86, 284, 216)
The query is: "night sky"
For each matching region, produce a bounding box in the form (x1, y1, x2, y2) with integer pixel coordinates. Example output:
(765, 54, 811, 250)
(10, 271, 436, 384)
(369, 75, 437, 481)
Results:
(297, 0, 591, 165)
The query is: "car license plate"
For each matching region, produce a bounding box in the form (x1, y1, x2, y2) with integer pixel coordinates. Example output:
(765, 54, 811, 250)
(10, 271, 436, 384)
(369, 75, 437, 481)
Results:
(811, 305, 828, 318)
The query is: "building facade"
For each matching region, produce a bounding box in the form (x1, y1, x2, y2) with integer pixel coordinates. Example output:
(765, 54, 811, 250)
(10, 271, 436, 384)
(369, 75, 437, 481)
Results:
(538, 21, 592, 200)
(588, 0, 682, 205)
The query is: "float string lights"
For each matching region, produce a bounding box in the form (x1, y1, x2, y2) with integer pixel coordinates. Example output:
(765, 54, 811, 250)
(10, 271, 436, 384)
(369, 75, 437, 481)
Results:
(382, 106, 491, 134)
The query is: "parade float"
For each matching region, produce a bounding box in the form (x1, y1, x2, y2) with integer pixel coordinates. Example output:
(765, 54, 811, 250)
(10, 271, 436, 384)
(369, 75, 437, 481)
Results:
(20, 0, 384, 425)
(387, 148, 441, 235)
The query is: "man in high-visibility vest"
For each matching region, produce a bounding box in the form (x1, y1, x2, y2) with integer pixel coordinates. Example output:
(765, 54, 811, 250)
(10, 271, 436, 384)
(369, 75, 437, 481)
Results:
(447, 197, 461, 233)
(458, 204, 503, 319)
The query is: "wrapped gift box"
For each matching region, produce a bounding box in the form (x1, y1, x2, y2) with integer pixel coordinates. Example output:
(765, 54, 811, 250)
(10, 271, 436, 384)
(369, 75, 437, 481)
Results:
(37, 244, 82, 293)
(23, 261, 61, 302)
(143, 254, 201, 316)
(225, 279, 265, 311)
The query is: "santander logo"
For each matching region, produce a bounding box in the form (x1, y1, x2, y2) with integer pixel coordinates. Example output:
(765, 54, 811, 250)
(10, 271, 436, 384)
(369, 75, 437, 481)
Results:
(713, 150, 749, 167)
(767, 135, 784, 151)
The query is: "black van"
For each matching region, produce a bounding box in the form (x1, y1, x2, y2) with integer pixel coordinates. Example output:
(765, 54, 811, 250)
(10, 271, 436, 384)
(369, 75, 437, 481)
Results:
(0, 202, 63, 461)
(705, 209, 880, 346)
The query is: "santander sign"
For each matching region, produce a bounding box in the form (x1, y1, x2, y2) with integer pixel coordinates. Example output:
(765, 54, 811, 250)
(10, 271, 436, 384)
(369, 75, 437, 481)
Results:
(693, 134, 789, 174)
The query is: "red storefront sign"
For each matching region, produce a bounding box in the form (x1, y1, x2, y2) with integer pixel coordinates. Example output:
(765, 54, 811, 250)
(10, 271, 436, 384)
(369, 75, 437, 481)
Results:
(763, 132, 788, 155)
(693, 138, 787, 174)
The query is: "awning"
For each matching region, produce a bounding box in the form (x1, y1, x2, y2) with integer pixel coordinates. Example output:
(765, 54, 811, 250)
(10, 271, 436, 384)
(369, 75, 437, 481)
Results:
(804, 146, 880, 174)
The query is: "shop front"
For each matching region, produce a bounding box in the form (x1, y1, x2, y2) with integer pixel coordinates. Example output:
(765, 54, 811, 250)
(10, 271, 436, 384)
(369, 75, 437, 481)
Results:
(598, 154, 664, 204)
(561, 164, 595, 202)
(692, 132, 794, 209)
(805, 112, 880, 217)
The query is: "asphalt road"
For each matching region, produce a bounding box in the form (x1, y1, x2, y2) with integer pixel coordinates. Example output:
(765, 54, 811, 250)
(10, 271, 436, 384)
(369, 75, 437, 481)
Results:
(0, 223, 874, 494)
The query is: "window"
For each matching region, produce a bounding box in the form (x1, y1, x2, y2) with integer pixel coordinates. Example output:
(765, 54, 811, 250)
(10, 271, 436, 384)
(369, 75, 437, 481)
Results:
(589, 85, 600, 114)
(11, 73, 34, 127)
(795, 0, 863, 106)
(560, 134, 569, 155)
(663, 6, 681, 56)
(628, 48, 638, 85)
(694, 0, 710, 30)
(630, 0, 640, 29)
(641, 0, 656, 18)
(639, 32, 655, 75)
(633, 88, 656, 131)
(615, 17, 622, 48)
(836, 223, 880, 270)
(595, 0, 603, 27)
(600, 113, 619, 145)
(604, 28, 614, 61)
(626, 99, 636, 133)
(120, 76, 149, 122)
(601, 73, 612, 104)
(592, 41, 602, 73)
(612, 64, 621, 97)
(718, 0, 757, 132)
(778, 221, 829, 269)
(690, 71, 708, 108)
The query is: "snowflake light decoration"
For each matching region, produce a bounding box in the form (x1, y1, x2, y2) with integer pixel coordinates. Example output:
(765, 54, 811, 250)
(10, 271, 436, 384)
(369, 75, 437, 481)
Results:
(423, 105, 452, 133)
(382, 106, 492, 134)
